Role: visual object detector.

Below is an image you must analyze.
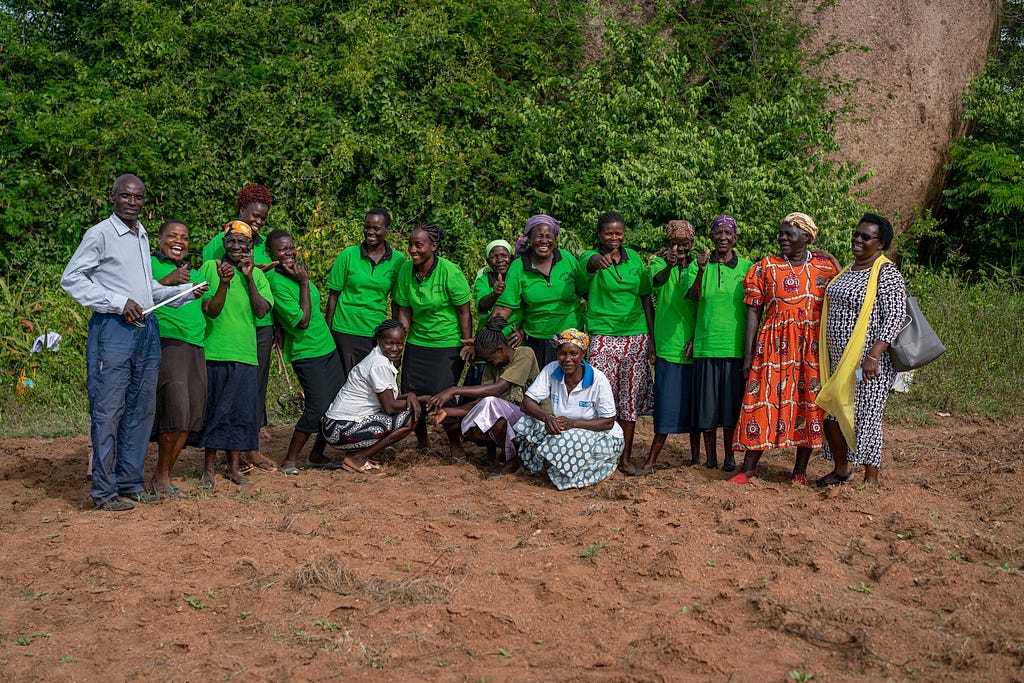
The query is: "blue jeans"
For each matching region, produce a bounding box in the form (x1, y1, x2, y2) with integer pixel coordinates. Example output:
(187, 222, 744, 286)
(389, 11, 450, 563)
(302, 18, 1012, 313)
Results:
(86, 313, 161, 504)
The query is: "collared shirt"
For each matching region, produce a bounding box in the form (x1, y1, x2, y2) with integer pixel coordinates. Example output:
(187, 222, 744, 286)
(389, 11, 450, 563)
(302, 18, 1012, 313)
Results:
(324, 345, 399, 421)
(693, 253, 754, 358)
(61, 214, 192, 314)
(392, 256, 472, 347)
(578, 247, 653, 336)
(266, 268, 336, 363)
(650, 256, 698, 363)
(151, 252, 207, 346)
(326, 242, 406, 337)
(495, 249, 584, 339)
(202, 230, 275, 328)
(524, 360, 624, 438)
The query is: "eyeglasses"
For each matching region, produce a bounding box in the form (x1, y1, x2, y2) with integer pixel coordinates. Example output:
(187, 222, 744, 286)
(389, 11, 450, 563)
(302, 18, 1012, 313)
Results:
(851, 230, 879, 241)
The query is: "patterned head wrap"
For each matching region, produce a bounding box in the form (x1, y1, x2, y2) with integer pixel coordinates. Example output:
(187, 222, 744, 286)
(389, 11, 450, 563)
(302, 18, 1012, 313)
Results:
(710, 215, 738, 234)
(666, 220, 695, 240)
(515, 214, 561, 257)
(223, 220, 253, 238)
(782, 212, 819, 241)
(485, 239, 513, 259)
(551, 328, 589, 351)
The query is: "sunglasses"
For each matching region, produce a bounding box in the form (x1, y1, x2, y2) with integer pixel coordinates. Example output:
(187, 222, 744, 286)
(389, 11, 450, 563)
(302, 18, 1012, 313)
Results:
(851, 230, 879, 241)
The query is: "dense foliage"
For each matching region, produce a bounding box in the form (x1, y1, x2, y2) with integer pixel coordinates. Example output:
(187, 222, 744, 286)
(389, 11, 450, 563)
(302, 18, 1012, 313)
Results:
(0, 0, 862, 286)
(940, 0, 1023, 274)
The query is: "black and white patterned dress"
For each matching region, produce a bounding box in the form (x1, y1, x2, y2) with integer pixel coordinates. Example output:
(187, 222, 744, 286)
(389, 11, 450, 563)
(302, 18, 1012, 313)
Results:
(821, 262, 907, 468)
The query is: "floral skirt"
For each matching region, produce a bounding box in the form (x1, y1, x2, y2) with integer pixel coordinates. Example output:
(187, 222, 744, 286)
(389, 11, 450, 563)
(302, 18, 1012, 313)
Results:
(513, 415, 622, 490)
(588, 334, 654, 421)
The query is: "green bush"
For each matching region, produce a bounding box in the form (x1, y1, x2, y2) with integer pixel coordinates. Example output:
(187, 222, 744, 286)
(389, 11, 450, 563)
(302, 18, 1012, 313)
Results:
(888, 269, 1024, 419)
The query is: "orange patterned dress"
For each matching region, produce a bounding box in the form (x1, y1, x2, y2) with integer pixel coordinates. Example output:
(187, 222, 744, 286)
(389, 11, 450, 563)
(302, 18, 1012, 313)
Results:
(733, 253, 837, 450)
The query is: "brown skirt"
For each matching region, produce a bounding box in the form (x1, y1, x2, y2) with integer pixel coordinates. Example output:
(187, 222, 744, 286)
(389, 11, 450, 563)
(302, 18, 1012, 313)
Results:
(154, 339, 206, 434)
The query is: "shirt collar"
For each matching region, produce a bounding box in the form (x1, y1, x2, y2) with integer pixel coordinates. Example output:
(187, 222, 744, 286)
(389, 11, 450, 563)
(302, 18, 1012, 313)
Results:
(551, 360, 595, 389)
(371, 344, 400, 372)
(597, 245, 630, 262)
(521, 248, 563, 274)
(710, 252, 739, 268)
(109, 213, 144, 237)
(360, 241, 395, 262)
(152, 250, 185, 267)
(415, 255, 441, 281)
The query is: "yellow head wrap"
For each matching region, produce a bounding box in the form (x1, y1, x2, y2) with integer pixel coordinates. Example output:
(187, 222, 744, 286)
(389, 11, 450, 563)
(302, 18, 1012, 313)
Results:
(223, 220, 253, 239)
(552, 328, 589, 351)
(782, 212, 819, 241)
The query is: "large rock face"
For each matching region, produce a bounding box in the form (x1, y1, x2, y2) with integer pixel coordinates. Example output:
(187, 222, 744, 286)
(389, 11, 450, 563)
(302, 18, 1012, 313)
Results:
(805, 0, 1004, 227)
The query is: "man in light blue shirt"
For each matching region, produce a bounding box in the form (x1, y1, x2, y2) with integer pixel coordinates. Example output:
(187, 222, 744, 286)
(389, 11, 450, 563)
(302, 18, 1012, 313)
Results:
(62, 174, 205, 511)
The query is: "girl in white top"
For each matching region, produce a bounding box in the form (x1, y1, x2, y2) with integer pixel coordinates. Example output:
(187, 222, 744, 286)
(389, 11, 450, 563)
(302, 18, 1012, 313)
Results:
(512, 328, 624, 489)
(321, 320, 422, 474)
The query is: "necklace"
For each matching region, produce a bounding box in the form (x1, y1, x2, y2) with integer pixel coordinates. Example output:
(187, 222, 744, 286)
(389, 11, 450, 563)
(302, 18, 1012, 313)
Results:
(782, 250, 810, 272)
(781, 250, 810, 298)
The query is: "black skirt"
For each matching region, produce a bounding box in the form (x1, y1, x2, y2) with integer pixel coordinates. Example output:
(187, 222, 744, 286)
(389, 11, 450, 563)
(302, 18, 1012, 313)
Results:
(331, 331, 375, 384)
(292, 351, 345, 433)
(691, 357, 744, 430)
(400, 343, 465, 396)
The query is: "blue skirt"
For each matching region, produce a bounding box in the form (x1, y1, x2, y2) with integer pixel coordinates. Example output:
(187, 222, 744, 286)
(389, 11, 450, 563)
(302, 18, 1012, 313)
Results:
(199, 361, 259, 451)
(653, 358, 694, 434)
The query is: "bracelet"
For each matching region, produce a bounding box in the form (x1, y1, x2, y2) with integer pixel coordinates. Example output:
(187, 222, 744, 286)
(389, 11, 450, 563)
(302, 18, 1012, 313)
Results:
(865, 353, 880, 361)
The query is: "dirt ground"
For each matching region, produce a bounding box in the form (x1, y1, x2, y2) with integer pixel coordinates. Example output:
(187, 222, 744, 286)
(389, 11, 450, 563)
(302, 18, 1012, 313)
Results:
(1, 416, 1023, 682)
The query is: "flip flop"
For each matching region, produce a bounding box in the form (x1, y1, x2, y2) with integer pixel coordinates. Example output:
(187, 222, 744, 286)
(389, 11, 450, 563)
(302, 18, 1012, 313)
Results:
(728, 473, 750, 484)
(790, 473, 811, 487)
(304, 458, 343, 470)
(152, 486, 188, 500)
(280, 466, 300, 476)
(227, 472, 252, 487)
(342, 460, 385, 476)
(815, 470, 854, 488)
(197, 474, 215, 490)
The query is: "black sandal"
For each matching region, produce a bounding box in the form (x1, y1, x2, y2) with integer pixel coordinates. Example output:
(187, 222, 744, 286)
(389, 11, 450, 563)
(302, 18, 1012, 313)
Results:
(815, 469, 854, 488)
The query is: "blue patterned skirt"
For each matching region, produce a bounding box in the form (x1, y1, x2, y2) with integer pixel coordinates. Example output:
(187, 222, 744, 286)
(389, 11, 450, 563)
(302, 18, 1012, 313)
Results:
(513, 415, 622, 490)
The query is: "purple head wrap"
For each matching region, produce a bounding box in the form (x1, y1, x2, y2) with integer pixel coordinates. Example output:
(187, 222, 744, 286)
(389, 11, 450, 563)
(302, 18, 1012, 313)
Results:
(515, 214, 561, 258)
(710, 215, 738, 234)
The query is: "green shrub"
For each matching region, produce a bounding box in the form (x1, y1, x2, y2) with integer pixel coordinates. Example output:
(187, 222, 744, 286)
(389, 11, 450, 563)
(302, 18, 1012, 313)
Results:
(888, 269, 1024, 419)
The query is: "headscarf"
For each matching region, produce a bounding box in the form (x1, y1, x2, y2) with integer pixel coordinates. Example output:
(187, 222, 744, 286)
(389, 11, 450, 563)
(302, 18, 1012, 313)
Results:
(477, 239, 515, 279)
(485, 239, 513, 259)
(782, 212, 819, 241)
(514, 214, 560, 258)
(666, 219, 695, 240)
(710, 215, 738, 234)
(223, 220, 253, 239)
(551, 328, 589, 351)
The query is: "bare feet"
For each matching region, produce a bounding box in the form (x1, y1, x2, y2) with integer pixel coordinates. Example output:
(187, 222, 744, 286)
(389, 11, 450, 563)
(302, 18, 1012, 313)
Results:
(488, 456, 523, 479)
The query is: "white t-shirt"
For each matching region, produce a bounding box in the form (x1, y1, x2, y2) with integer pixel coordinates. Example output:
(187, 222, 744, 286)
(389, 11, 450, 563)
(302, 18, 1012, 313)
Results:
(524, 360, 624, 439)
(324, 346, 399, 421)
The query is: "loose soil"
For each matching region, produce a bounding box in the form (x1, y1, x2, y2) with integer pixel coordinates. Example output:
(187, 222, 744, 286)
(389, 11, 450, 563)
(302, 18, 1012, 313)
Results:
(1, 417, 1023, 681)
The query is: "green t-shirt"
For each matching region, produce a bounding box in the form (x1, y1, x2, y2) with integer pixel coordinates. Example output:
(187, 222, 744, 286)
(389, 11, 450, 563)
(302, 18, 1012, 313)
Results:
(198, 259, 274, 364)
(692, 255, 754, 359)
(266, 269, 337, 363)
(202, 232, 274, 328)
(393, 257, 473, 347)
(150, 254, 206, 347)
(473, 269, 523, 336)
(650, 257, 698, 364)
(578, 247, 653, 336)
(495, 250, 584, 339)
(325, 243, 406, 337)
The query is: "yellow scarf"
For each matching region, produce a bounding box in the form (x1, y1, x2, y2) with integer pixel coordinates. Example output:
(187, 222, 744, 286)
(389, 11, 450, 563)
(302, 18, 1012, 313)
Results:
(815, 255, 892, 451)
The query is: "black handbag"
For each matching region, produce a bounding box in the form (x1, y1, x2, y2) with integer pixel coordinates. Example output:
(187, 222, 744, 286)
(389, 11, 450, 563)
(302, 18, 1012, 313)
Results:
(889, 296, 946, 372)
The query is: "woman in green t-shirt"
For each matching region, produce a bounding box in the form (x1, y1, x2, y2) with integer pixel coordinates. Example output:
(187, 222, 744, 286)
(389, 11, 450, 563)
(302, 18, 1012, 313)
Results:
(394, 223, 474, 458)
(687, 215, 755, 473)
(492, 214, 584, 367)
(467, 239, 522, 386)
(579, 211, 655, 475)
(265, 230, 345, 476)
(148, 220, 207, 498)
(325, 208, 406, 382)
(202, 184, 278, 473)
(196, 221, 273, 489)
(642, 219, 702, 475)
